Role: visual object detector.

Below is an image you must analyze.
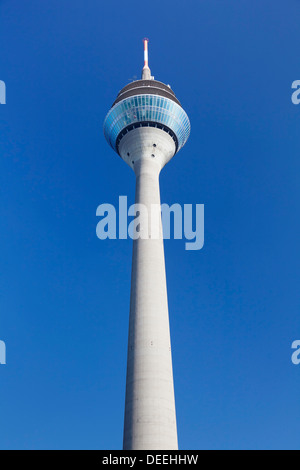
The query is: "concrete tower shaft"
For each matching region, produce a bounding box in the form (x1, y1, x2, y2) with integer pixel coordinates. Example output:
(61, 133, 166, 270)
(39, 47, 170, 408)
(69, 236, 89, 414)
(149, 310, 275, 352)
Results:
(122, 127, 177, 449)
(118, 126, 176, 171)
(103, 40, 190, 450)
(123, 151, 178, 450)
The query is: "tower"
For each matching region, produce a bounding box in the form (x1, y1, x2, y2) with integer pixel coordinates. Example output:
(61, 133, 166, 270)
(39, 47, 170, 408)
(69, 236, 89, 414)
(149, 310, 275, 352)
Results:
(103, 39, 190, 450)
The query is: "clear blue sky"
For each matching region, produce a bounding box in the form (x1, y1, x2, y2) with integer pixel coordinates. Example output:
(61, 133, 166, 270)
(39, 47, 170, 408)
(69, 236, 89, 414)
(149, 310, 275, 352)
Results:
(0, 0, 299, 450)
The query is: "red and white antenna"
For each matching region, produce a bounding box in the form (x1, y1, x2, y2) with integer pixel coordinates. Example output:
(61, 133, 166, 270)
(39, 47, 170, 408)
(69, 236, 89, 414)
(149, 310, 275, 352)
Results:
(143, 38, 149, 68)
(142, 38, 152, 80)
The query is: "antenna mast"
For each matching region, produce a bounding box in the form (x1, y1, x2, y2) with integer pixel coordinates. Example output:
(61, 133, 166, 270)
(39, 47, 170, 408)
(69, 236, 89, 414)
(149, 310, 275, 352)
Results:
(142, 38, 152, 80)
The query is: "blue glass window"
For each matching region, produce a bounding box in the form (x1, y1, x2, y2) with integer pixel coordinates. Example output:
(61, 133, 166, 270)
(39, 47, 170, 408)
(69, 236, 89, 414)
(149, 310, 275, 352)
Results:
(104, 94, 191, 152)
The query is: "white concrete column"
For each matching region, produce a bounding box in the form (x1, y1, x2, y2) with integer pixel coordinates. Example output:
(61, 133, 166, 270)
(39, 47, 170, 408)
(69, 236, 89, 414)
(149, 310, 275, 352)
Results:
(123, 157, 178, 450)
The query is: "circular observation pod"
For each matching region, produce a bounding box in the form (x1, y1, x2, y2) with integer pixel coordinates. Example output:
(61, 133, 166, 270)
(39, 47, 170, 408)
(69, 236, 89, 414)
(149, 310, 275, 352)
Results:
(103, 80, 191, 155)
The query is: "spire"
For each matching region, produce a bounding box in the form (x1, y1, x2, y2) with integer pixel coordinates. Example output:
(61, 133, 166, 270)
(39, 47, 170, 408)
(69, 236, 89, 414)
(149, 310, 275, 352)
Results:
(142, 38, 153, 80)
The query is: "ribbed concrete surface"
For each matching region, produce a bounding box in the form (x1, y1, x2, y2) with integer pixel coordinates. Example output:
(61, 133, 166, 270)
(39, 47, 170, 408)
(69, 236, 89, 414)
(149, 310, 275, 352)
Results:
(122, 128, 178, 450)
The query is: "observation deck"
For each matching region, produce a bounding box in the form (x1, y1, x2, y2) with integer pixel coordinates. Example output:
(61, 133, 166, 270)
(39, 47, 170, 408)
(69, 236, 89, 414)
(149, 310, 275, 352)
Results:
(103, 40, 190, 157)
